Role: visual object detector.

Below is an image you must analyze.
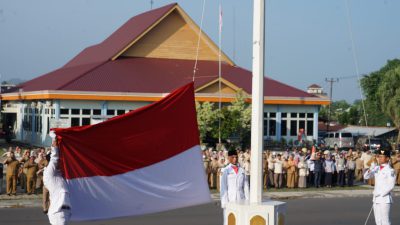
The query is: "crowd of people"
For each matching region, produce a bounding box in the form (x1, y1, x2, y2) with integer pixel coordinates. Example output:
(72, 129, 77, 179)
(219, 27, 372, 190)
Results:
(0, 146, 50, 213)
(202, 146, 400, 190)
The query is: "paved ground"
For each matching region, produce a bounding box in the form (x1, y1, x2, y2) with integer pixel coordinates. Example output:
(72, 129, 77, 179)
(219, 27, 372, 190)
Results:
(0, 197, 398, 225)
(1, 185, 399, 208)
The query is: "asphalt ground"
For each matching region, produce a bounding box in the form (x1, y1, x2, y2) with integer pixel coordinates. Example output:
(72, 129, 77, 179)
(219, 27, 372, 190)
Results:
(0, 197, 398, 225)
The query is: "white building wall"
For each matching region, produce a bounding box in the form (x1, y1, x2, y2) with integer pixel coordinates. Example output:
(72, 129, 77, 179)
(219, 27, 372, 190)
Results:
(5, 99, 321, 147)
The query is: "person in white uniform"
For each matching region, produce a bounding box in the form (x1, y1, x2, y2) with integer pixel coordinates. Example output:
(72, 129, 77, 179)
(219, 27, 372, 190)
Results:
(364, 149, 396, 225)
(220, 150, 249, 225)
(43, 132, 71, 225)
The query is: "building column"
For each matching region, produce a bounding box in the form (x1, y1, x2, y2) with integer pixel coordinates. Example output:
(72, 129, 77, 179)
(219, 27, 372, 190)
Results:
(54, 100, 60, 120)
(18, 103, 25, 141)
(101, 101, 108, 117)
(276, 106, 282, 141)
(31, 102, 36, 144)
(313, 106, 319, 141)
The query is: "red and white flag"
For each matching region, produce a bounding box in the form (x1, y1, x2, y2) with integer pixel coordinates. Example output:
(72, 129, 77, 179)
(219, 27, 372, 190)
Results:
(53, 83, 211, 221)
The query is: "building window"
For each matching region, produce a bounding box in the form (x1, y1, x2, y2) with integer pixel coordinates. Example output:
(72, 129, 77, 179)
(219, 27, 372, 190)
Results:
(291, 113, 297, 118)
(60, 109, 69, 115)
(107, 110, 115, 116)
(282, 113, 287, 118)
(281, 120, 287, 136)
(290, 121, 297, 136)
(269, 120, 276, 136)
(299, 120, 306, 129)
(117, 110, 125, 115)
(82, 118, 91, 126)
(71, 118, 80, 127)
(269, 112, 276, 118)
(307, 113, 314, 118)
(82, 109, 91, 115)
(299, 113, 306, 118)
(263, 112, 268, 118)
(263, 120, 268, 135)
(71, 109, 80, 115)
(307, 121, 314, 136)
(47, 117, 50, 134)
(35, 116, 39, 132)
(93, 109, 101, 115)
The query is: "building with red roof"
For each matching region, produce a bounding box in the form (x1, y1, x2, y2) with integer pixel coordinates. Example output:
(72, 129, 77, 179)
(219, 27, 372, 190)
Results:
(1, 3, 329, 146)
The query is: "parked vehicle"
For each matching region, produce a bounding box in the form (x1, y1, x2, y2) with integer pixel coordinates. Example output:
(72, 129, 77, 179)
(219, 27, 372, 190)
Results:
(324, 132, 354, 149)
(356, 137, 391, 151)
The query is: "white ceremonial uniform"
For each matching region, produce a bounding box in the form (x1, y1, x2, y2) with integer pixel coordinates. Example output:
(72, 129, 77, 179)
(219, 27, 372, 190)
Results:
(43, 147, 71, 225)
(220, 163, 249, 225)
(364, 164, 396, 225)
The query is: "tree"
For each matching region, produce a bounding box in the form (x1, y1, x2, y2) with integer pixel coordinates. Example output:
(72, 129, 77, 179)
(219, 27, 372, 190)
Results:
(360, 59, 399, 126)
(195, 101, 218, 143)
(195, 90, 252, 146)
(377, 66, 400, 144)
(360, 59, 400, 144)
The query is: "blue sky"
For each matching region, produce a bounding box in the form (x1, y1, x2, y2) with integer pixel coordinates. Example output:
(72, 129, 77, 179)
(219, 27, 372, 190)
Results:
(0, 0, 399, 102)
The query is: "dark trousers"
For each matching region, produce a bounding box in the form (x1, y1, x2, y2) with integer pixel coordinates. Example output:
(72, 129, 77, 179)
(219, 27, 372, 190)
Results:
(308, 171, 315, 186)
(347, 169, 355, 186)
(325, 172, 333, 186)
(332, 171, 338, 187)
(338, 170, 345, 187)
(314, 172, 322, 188)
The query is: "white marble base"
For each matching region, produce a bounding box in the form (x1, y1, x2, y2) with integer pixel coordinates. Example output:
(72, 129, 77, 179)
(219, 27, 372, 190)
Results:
(225, 200, 286, 225)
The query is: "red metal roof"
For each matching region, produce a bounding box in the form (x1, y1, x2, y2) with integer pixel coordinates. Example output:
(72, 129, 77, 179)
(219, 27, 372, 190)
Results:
(7, 3, 317, 99)
(63, 3, 177, 68)
(12, 57, 316, 98)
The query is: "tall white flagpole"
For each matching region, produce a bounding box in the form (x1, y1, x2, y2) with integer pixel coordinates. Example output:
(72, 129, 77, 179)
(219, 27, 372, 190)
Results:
(250, 0, 265, 204)
(224, 1, 286, 223)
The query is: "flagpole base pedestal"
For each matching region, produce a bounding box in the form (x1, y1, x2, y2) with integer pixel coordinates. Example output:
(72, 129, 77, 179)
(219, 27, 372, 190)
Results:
(225, 200, 286, 225)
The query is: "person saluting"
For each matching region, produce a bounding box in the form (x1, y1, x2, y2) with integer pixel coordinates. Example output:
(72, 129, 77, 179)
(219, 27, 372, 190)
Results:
(364, 149, 396, 225)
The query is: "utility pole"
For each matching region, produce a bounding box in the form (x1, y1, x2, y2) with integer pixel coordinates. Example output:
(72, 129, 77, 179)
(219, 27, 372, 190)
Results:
(150, 0, 154, 10)
(325, 78, 339, 132)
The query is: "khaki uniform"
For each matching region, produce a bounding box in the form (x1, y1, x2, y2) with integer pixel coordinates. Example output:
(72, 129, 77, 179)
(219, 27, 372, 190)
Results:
(263, 156, 268, 188)
(392, 156, 400, 185)
(5, 158, 19, 195)
(355, 157, 364, 181)
(209, 159, 219, 189)
(19, 156, 29, 191)
(203, 157, 211, 187)
(36, 159, 48, 190)
(24, 161, 38, 194)
(286, 160, 296, 188)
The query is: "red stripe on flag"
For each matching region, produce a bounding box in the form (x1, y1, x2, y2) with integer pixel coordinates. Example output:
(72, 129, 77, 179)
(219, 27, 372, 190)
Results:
(54, 83, 200, 179)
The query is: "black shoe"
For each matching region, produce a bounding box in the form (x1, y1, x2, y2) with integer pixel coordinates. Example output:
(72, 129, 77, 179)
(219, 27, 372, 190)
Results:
(43, 210, 48, 214)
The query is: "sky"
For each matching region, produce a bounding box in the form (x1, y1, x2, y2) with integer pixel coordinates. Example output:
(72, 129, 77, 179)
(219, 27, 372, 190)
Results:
(0, 0, 399, 102)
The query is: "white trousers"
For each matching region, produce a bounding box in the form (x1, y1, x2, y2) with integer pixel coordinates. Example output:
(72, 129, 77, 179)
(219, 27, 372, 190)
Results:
(48, 209, 71, 225)
(223, 208, 227, 225)
(373, 203, 391, 225)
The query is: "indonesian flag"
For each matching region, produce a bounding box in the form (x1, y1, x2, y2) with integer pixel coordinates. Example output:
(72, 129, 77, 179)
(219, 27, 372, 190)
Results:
(53, 83, 211, 221)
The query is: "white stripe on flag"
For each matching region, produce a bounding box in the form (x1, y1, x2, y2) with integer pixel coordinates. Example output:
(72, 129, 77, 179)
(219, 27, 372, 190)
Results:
(66, 145, 211, 221)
